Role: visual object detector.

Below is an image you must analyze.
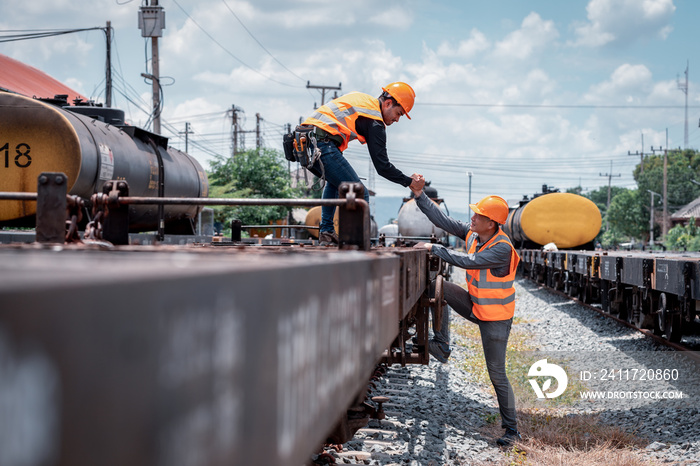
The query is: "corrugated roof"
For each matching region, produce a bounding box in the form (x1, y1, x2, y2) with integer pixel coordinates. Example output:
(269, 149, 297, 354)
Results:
(0, 53, 86, 104)
(671, 196, 700, 220)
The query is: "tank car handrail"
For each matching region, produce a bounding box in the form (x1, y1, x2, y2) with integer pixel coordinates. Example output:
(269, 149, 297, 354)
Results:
(0, 192, 38, 201)
(0, 191, 349, 207)
(240, 224, 318, 230)
(110, 196, 350, 207)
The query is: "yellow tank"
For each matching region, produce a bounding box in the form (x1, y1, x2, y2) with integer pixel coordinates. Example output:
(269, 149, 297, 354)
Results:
(0, 93, 82, 220)
(304, 206, 338, 238)
(505, 193, 601, 249)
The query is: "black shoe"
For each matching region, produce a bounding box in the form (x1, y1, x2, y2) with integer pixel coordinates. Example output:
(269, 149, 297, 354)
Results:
(496, 428, 521, 447)
(428, 339, 451, 363)
(319, 231, 338, 246)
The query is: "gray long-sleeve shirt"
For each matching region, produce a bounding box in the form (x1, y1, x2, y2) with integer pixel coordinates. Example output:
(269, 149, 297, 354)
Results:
(414, 192, 512, 277)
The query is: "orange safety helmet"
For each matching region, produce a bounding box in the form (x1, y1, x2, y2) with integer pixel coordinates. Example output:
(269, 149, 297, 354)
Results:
(382, 82, 415, 119)
(470, 195, 509, 224)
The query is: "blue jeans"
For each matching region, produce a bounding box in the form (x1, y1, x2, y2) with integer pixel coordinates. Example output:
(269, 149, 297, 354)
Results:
(308, 140, 370, 233)
(432, 280, 517, 431)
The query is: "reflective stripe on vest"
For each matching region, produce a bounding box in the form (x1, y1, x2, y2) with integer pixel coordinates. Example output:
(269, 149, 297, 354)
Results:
(464, 228, 521, 321)
(302, 92, 383, 152)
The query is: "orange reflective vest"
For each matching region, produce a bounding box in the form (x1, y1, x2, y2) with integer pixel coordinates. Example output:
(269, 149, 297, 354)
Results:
(464, 227, 520, 321)
(302, 92, 384, 152)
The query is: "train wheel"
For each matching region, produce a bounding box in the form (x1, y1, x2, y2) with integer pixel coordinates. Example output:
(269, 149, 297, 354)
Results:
(628, 291, 643, 328)
(661, 295, 684, 343)
(552, 271, 562, 291)
(579, 276, 590, 303)
(590, 279, 600, 304)
(653, 293, 666, 336)
(600, 281, 610, 313)
(568, 273, 578, 298)
(639, 293, 656, 329)
(656, 292, 681, 341)
(609, 289, 621, 318)
(665, 312, 683, 343)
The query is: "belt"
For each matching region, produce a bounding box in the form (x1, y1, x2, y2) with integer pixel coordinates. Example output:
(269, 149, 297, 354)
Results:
(314, 127, 343, 146)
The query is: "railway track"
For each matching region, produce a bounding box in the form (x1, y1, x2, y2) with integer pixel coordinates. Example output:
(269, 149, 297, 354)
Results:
(533, 280, 700, 359)
(312, 270, 700, 465)
(519, 248, 700, 345)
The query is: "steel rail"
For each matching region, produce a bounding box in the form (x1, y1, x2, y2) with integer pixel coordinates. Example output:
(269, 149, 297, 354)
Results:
(527, 278, 700, 364)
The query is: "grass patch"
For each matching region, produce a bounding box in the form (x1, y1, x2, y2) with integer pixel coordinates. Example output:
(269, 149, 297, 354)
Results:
(447, 280, 658, 465)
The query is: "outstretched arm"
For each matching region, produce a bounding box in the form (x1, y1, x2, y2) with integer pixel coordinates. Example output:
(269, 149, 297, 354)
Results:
(357, 117, 413, 186)
(412, 191, 471, 239)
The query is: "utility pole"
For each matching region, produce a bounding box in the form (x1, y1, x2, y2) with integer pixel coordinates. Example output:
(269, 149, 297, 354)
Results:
(647, 190, 661, 246)
(599, 160, 621, 230)
(138, 0, 165, 134)
(677, 61, 689, 149)
(104, 21, 112, 107)
(179, 122, 193, 153)
(306, 81, 342, 107)
(229, 105, 241, 158)
(255, 113, 263, 149)
(627, 132, 645, 173)
(651, 129, 671, 240)
(466, 171, 473, 216)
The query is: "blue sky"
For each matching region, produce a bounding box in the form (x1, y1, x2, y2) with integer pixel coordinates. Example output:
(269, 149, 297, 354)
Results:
(1, 0, 698, 213)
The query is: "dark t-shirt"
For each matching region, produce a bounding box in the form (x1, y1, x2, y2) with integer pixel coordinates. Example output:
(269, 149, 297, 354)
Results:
(354, 116, 412, 187)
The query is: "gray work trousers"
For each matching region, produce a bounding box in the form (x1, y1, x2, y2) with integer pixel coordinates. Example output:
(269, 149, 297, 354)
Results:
(431, 280, 517, 431)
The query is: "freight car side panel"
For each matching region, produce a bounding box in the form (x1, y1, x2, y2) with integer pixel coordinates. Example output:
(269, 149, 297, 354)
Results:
(654, 258, 686, 296)
(620, 256, 647, 287)
(0, 247, 409, 466)
(599, 255, 619, 282)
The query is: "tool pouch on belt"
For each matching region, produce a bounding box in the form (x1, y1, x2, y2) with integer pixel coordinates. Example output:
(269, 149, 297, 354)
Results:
(292, 124, 317, 168)
(283, 132, 296, 162)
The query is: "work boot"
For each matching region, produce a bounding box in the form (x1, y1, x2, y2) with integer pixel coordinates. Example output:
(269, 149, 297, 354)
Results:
(428, 339, 451, 363)
(319, 231, 338, 246)
(496, 428, 521, 447)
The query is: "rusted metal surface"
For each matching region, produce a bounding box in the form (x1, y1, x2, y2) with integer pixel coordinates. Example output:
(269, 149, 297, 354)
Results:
(0, 244, 430, 466)
(35, 172, 67, 243)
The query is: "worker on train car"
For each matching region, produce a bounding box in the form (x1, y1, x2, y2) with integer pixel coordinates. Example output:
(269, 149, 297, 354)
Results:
(411, 177, 521, 447)
(299, 82, 423, 245)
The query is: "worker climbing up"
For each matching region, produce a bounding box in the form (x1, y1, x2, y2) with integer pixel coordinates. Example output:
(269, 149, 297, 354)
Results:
(292, 82, 424, 245)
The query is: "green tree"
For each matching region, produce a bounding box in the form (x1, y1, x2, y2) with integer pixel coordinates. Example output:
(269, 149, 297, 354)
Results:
(665, 217, 700, 251)
(583, 185, 626, 219)
(635, 149, 700, 211)
(600, 228, 626, 249)
(606, 188, 647, 239)
(208, 148, 302, 231)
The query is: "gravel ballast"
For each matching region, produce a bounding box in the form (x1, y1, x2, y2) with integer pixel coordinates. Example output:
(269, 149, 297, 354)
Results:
(316, 272, 700, 465)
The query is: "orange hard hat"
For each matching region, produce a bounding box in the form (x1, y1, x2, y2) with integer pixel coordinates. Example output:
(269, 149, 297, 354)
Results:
(470, 195, 509, 224)
(382, 82, 415, 119)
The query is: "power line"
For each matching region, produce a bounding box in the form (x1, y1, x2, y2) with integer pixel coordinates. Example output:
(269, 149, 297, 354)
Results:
(220, 0, 305, 83)
(0, 27, 104, 43)
(170, 0, 302, 88)
(416, 102, 700, 109)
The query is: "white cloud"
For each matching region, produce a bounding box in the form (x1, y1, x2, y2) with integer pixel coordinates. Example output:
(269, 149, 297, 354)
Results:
(368, 6, 414, 29)
(572, 0, 676, 47)
(436, 29, 490, 59)
(585, 64, 653, 102)
(493, 12, 559, 60)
